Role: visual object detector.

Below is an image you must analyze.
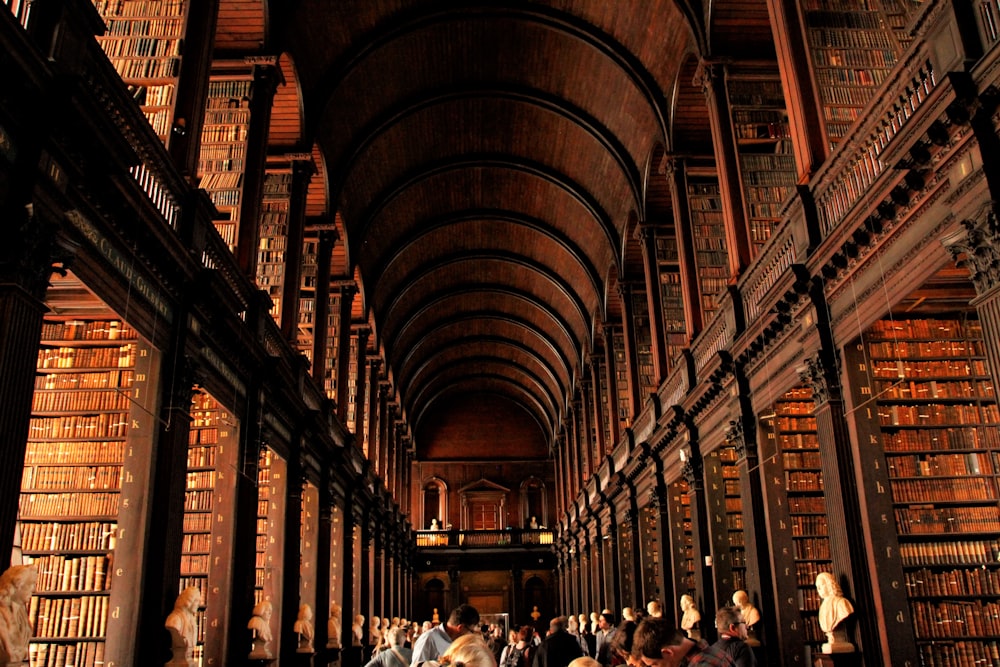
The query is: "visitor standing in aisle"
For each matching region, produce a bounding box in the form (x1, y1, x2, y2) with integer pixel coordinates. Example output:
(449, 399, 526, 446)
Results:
(695, 607, 756, 667)
(594, 613, 617, 667)
(410, 604, 481, 667)
(532, 617, 584, 667)
(630, 617, 708, 667)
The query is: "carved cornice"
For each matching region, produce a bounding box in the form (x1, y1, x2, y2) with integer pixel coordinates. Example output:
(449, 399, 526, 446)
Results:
(725, 419, 748, 461)
(1, 213, 76, 300)
(680, 456, 702, 490)
(798, 355, 834, 406)
(944, 201, 1000, 295)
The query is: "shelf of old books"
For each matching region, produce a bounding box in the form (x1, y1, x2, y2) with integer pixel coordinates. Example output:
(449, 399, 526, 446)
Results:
(20, 314, 156, 667)
(256, 170, 293, 323)
(197, 74, 253, 252)
(725, 72, 796, 253)
(630, 290, 657, 397)
(667, 478, 696, 606)
(92, 0, 188, 145)
(861, 317, 1000, 665)
(761, 387, 830, 663)
(611, 327, 630, 432)
(617, 510, 636, 607)
(255, 444, 286, 653)
(655, 232, 685, 371)
(686, 175, 727, 318)
(182, 389, 238, 667)
(705, 445, 746, 595)
(639, 505, 661, 606)
(295, 234, 319, 364)
(801, 0, 905, 149)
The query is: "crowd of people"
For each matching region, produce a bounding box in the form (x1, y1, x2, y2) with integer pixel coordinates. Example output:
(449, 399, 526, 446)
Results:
(356, 597, 763, 667)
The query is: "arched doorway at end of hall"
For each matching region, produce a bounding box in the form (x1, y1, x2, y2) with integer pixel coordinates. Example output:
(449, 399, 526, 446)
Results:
(523, 576, 550, 632)
(416, 577, 447, 625)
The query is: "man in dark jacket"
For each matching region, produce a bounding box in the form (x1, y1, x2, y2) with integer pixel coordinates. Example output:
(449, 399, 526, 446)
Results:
(533, 617, 585, 667)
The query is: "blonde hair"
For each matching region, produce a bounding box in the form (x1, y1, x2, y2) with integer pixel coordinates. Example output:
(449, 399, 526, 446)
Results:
(439, 633, 496, 667)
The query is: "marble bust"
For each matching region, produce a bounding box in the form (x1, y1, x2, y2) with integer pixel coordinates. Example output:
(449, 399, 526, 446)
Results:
(679, 595, 701, 640)
(731, 590, 761, 646)
(248, 600, 274, 659)
(0, 565, 36, 666)
(816, 572, 854, 654)
(165, 586, 202, 666)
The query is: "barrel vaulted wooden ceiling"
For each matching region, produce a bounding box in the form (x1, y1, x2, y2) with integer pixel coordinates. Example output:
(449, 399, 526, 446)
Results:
(222, 1, 776, 458)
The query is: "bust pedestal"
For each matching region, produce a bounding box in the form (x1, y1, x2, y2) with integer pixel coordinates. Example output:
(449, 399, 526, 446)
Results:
(293, 650, 316, 667)
(813, 652, 860, 667)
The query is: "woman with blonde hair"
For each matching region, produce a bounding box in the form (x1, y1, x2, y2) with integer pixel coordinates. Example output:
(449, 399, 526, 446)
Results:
(439, 633, 496, 667)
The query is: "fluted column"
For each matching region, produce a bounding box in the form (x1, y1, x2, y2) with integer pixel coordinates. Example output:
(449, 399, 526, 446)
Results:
(311, 228, 337, 386)
(280, 159, 316, 340)
(662, 157, 703, 337)
(601, 325, 622, 446)
(334, 282, 358, 423)
(636, 225, 669, 380)
(695, 60, 752, 274)
(236, 63, 280, 277)
(353, 327, 371, 436)
(588, 355, 607, 461)
(617, 283, 641, 423)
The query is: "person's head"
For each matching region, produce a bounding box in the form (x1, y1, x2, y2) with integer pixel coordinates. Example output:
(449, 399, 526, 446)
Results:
(631, 618, 689, 667)
(598, 612, 614, 631)
(549, 616, 568, 634)
(610, 620, 638, 667)
(423, 620, 434, 632)
(816, 572, 841, 599)
(175, 585, 201, 612)
(568, 658, 601, 667)
(715, 607, 746, 641)
(517, 625, 533, 644)
(567, 615, 579, 632)
(388, 627, 408, 648)
(440, 633, 496, 667)
(446, 604, 481, 639)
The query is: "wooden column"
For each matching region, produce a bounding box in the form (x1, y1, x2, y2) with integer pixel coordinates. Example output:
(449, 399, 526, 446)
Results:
(314, 473, 333, 652)
(353, 327, 371, 437)
(373, 526, 384, 619)
(579, 382, 594, 479)
(636, 225, 670, 381)
(725, 394, 778, 664)
(365, 360, 382, 459)
(588, 354, 607, 461)
(236, 62, 280, 278)
(765, 0, 829, 179)
(650, 483, 675, 621)
(359, 513, 373, 643)
(280, 455, 307, 666)
(681, 433, 717, 641)
(334, 282, 357, 423)
(165, 0, 219, 179)
(602, 325, 622, 446)
(280, 158, 316, 341)
(694, 60, 752, 276)
(340, 498, 359, 667)
(602, 507, 622, 613)
(662, 157, 703, 337)
(617, 283, 642, 423)
(310, 228, 337, 385)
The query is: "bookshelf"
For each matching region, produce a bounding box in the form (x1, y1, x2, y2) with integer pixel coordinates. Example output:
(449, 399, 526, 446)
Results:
(256, 170, 293, 323)
(346, 332, 359, 433)
(20, 318, 150, 667)
(617, 512, 635, 607)
(726, 73, 796, 253)
(631, 291, 657, 396)
(256, 445, 286, 657)
(296, 234, 319, 365)
(705, 446, 746, 596)
(667, 479, 696, 607)
(860, 317, 1000, 665)
(639, 505, 660, 606)
(802, 0, 907, 149)
(197, 74, 252, 252)
(612, 328, 630, 429)
(183, 390, 238, 667)
(655, 233, 686, 370)
(300, 482, 319, 622)
(761, 387, 830, 663)
(596, 354, 612, 453)
(686, 177, 728, 318)
(324, 291, 343, 401)
(92, 0, 188, 145)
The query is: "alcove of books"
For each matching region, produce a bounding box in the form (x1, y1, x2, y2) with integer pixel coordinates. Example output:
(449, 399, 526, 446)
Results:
(841, 263, 1000, 666)
(759, 387, 830, 664)
(667, 478, 696, 609)
(255, 445, 287, 653)
(17, 271, 159, 667)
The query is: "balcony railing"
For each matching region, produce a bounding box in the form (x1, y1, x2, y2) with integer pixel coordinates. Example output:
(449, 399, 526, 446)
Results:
(415, 528, 554, 548)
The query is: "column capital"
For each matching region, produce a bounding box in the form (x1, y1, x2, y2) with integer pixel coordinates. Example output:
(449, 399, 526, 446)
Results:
(945, 201, 1000, 295)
